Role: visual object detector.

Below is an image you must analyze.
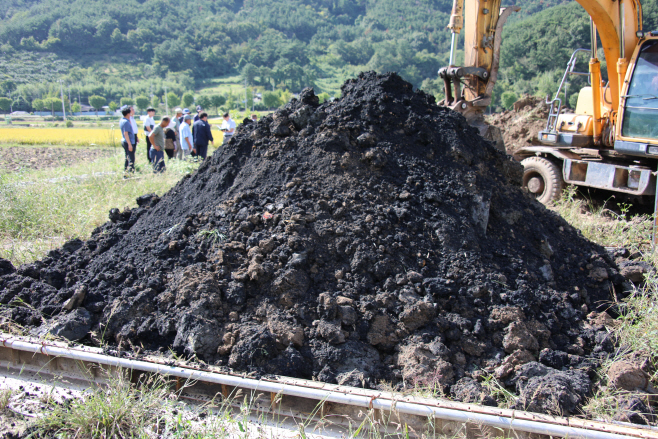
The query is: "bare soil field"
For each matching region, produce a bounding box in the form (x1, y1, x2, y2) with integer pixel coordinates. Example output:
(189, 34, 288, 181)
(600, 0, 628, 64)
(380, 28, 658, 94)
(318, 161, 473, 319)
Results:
(0, 146, 115, 172)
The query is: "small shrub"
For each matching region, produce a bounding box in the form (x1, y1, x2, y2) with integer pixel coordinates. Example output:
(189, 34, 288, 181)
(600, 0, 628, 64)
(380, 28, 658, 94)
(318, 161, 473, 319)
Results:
(0, 388, 11, 410)
(66, 120, 73, 128)
(501, 91, 518, 110)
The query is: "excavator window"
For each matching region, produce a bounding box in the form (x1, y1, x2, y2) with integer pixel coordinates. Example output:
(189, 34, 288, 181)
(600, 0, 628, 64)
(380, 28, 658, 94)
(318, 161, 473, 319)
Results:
(622, 40, 658, 140)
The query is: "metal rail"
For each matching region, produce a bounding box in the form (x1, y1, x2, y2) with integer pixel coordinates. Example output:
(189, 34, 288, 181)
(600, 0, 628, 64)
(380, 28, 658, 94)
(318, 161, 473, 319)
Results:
(1, 334, 657, 439)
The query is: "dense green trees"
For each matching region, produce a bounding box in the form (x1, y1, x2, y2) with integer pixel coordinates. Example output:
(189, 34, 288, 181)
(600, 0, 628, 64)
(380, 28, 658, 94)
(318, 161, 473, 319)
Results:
(210, 95, 226, 114)
(262, 91, 280, 109)
(166, 92, 180, 110)
(182, 92, 194, 109)
(0, 97, 11, 112)
(44, 96, 61, 115)
(3, 0, 658, 113)
(135, 95, 150, 111)
(89, 95, 106, 115)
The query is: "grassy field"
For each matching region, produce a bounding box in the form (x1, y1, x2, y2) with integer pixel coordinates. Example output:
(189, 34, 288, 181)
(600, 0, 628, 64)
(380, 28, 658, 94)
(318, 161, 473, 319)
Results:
(0, 144, 216, 265)
(197, 74, 248, 95)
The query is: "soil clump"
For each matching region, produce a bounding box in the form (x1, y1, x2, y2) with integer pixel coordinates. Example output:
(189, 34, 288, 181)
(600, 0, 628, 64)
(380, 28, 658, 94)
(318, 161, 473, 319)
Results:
(0, 72, 632, 417)
(486, 95, 548, 158)
(0, 146, 114, 171)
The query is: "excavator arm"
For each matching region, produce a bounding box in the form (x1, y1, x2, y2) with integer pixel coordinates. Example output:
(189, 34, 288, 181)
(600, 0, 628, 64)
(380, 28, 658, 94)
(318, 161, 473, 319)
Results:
(439, 0, 519, 149)
(441, 0, 643, 148)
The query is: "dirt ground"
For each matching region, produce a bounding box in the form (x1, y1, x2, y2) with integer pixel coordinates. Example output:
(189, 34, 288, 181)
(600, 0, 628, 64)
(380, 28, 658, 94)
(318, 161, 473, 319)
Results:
(0, 146, 114, 172)
(486, 95, 548, 158)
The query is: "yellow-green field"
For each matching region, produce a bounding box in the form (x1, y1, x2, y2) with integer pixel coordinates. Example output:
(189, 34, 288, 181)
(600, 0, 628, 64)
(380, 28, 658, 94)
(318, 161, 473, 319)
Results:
(0, 127, 123, 147)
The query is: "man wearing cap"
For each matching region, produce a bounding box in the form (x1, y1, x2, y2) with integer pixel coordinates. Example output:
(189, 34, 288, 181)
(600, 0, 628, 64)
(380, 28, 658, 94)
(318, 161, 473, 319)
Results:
(194, 105, 204, 123)
(220, 112, 236, 144)
(192, 112, 213, 159)
(143, 107, 156, 162)
(149, 116, 169, 172)
(178, 114, 194, 160)
(180, 108, 190, 125)
(119, 106, 136, 173)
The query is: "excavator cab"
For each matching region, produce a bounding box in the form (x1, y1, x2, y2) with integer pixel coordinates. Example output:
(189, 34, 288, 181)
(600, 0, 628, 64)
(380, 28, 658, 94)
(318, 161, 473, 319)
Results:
(617, 38, 658, 148)
(538, 49, 600, 148)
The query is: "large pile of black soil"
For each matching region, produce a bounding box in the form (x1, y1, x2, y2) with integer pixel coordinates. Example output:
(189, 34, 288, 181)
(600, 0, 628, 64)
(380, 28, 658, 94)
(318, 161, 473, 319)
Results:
(0, 72, 629, 416)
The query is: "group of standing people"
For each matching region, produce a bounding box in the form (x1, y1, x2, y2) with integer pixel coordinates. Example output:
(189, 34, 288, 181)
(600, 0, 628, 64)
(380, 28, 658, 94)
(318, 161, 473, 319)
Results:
(119, 104, 237, 174)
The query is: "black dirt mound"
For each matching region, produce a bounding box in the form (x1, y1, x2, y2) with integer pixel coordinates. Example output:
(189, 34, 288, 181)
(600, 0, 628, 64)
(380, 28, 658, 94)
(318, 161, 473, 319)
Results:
(1, 72, 625, 415)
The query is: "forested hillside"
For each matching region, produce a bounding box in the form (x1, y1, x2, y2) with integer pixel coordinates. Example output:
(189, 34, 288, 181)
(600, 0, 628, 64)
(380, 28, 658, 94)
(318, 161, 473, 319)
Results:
(1, 0, 657, 112)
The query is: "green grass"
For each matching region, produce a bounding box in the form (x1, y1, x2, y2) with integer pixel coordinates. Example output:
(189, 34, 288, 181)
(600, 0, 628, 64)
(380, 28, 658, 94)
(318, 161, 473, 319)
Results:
(31, 371, 187, 438)
(0, 149, 206, 266)
(26, 367, 446, 439)
(551, 186, 654, 250)
(553, 186, 658, 422)
(196, 75, 247, 96)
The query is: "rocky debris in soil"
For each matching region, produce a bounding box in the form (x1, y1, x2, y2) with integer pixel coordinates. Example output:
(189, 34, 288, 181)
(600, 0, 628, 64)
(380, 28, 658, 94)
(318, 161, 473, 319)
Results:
(616, 260, 652, 285)
(0, 72, 633, 417)
(451, 377, 496, 406)
(485, 95, 548, 158)
(613, 396, 656, 425)
(511, 362, 592, 416)
(47, 308, 92, 341)
(607, 361, 655, 393)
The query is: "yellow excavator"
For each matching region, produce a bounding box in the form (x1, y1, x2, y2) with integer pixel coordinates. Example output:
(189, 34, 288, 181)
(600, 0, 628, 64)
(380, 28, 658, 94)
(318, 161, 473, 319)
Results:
(440, 0, 658, 211)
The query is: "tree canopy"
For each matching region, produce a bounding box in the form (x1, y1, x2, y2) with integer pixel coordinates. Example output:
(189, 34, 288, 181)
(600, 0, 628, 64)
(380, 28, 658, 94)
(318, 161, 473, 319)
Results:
(2, 0, 658, 111)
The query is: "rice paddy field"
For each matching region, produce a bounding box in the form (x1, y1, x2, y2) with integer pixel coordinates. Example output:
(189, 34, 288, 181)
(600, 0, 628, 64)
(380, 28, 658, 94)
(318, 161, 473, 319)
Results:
(0, 127, 123, 147)
(0, 124, 233, 147)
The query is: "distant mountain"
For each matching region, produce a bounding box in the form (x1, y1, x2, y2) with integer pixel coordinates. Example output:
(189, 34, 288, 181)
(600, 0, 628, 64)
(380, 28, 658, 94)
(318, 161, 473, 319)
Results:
(1, 0, 655, 111)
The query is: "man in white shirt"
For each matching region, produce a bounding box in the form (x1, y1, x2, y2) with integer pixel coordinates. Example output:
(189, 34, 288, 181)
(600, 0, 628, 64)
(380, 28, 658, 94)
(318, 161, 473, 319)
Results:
(178, 114, 194, 160)
(129, 106, 140, 160)
(220, 112, 236, 144)
(143, 107, 156, 162)
(171, 108, 183, 157)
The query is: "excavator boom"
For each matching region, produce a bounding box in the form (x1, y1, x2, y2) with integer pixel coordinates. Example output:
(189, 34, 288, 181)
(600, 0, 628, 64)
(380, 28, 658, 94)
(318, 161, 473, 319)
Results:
(439, 0, 519, 149)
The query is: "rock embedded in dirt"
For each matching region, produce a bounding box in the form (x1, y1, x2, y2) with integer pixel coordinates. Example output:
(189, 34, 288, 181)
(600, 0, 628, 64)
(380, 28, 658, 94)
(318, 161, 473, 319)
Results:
(451, 377, 496, 406)
(607, 361, 654, 392)
(0, 72, 626, 416)
(0, 258, 15, 277)
(617, 259, 652, 284)
(613, 396, 656, 425)
(48, 308, 92, 341)
(511, 362, 591, 416)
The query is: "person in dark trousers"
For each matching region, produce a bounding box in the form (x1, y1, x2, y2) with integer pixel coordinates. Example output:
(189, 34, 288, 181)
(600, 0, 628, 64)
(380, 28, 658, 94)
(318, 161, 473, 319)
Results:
(119, 106, 135, 173)
(192, 112, 213, 159)
(164, 126, 176, 159)
(194, 105, 203, 122)
(149, 116, 170, 173)
(143, 107, 155, 162)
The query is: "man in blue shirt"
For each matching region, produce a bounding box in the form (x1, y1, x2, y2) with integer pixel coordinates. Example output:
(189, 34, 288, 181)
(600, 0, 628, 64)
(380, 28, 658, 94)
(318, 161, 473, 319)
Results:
(119, 106, 135, 173)
(192, 112, 213, 159)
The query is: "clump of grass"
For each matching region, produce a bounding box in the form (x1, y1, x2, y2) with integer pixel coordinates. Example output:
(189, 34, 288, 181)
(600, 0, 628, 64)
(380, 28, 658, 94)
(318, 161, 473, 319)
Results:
(0, 388, 12, 410)
(197, 229, 228, 245)
(32, 371, 177, 438)
(552, 185, 654, 250)
(0, 150, 205, 266)
(480, 375, 517, 409)
(581, 269, 658, 421)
